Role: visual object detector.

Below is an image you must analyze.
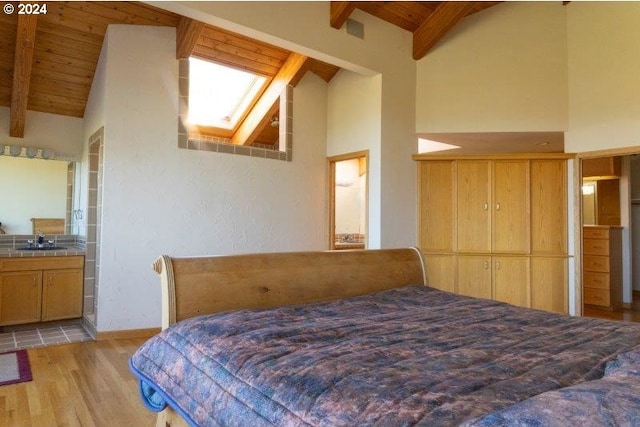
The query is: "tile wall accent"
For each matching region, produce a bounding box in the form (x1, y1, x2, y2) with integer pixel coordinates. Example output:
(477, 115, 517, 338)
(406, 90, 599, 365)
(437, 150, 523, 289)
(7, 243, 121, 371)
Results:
(335, 233, 366, 243)
(66, 162, 75, 234)
(83, 127, 104, 327)
(177, 58, 293, 161)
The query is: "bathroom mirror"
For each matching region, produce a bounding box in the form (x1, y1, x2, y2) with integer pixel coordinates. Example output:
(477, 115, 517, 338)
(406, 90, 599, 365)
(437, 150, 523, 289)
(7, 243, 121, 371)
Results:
(0, 155, 75, 235)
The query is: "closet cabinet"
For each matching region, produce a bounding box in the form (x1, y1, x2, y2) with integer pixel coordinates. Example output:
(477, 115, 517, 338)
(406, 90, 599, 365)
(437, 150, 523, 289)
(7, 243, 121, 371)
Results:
(456, 160, 529, 253)
(457, 256, 529, 308)
(415, 154, 570, 314)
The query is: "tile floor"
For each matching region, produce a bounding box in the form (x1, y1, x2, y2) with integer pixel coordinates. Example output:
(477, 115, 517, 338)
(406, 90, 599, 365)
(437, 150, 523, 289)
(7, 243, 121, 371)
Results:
(0, 320, 93, 352)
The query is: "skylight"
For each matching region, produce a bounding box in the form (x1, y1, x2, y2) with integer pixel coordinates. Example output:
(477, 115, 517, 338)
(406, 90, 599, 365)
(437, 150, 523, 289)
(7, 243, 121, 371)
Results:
(417, 138, 461, 153)
(188, 57, 267, 130)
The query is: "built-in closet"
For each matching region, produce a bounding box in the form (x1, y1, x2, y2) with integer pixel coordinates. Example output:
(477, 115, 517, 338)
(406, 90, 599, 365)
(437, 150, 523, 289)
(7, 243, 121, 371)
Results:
(414, 154, 572, 314)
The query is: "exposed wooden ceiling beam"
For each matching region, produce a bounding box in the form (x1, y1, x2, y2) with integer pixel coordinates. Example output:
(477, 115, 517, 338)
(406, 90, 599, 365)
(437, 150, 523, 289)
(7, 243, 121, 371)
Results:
(413, 1, 471, 60)
(330, 1, 356, 29)
(176, 17, 204, 59)
(10, 14, 38, 138)
(231, 53, 307, 146)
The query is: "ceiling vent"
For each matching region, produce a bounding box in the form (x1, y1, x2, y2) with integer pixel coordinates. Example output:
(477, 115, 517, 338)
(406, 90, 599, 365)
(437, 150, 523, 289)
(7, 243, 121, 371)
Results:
(346, 19, 364, 39)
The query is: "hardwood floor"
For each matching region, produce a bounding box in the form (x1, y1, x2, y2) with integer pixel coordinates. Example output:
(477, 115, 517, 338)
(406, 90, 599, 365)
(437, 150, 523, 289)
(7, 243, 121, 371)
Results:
(0, 339, 155, 427)
(584, 295, 640, 323)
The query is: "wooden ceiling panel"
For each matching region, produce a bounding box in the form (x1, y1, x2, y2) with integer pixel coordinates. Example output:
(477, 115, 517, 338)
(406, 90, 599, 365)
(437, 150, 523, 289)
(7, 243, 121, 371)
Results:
(27, 93, 86, 117)
(201, 26, 290, 61)
(29, 75, 91, 101)
(36, 20, 104, 47)
(34, 31, 102, 61)
(39, 3, 111, 36)
(195, 26, 289, 78)
(34, 49, 96, 72)
(0, 13, 16, 107)
(355, 2, 435, 32)
(63, 2, 180, 27)
(197, 35, 285, 70)
(30, 67, 93, 87)
(192, 44, 282, 77)
(307, 59, 341, 83)
(254, 121, 279, 147)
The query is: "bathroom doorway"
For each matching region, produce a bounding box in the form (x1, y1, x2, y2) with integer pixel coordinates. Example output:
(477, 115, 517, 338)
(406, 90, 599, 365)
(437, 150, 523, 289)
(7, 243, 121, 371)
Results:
(328, 151, 368, 250)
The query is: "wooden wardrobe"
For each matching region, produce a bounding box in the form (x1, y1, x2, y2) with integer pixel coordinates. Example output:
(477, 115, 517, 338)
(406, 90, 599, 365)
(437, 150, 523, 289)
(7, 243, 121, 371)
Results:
(415, 154, 572, 314)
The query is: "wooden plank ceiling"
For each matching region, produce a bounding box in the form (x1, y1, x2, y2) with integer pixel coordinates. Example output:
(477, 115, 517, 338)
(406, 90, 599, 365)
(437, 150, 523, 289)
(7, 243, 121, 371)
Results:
(1, 1, 500, 144)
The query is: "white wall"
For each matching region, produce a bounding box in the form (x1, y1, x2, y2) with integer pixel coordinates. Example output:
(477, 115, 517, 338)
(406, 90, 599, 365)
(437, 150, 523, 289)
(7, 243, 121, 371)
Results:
(328, 70, 382, 247)
(566, 2, 640, 153)
(158, 1, 418, 249)
(416, 2, 568, 134)
(91, 25, 328, 331)
(0, 156, 67, 234)
(0, 106, 84, 159)
(78, 31, 109, 237)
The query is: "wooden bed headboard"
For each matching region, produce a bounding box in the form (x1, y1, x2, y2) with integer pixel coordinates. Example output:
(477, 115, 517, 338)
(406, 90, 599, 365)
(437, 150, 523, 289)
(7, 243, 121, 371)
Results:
(152, 248, 427, 330)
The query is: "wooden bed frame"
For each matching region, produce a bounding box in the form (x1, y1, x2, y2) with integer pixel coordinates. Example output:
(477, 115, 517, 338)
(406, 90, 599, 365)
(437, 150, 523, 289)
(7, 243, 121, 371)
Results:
(150, 248, 427, 427)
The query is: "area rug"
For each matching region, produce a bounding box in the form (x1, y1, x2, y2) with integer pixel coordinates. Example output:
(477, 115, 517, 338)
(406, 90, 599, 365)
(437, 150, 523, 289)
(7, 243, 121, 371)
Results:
(0, 349, 32, 386)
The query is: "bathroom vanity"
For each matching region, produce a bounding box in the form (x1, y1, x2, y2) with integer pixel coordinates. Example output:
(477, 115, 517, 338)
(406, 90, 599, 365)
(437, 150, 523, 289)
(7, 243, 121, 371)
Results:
(0, 255, 84, 326)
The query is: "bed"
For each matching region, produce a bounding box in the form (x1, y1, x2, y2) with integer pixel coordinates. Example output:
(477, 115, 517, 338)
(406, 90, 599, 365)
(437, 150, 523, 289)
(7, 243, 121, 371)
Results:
(130, 248, 640, 427)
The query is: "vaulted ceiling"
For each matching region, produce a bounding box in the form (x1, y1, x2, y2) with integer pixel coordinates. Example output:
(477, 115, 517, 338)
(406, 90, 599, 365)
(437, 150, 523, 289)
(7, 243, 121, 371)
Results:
(330, 1, 501, 59)
(1, 1, 501, 145)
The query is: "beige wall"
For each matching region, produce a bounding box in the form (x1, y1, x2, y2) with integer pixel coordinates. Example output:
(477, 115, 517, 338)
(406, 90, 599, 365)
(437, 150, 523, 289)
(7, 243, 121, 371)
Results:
(84, 25, 331, 331)
(0, 106, 84, 159)
(327, 70, 382, 246)
(566, 2, 640, 153)
(160, 1, 418, 249)
(416, 2, 568, 134)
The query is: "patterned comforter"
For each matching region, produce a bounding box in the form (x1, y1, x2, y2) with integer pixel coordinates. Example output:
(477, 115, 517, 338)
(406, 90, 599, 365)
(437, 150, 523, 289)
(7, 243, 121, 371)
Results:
(130, 285, 640, 426)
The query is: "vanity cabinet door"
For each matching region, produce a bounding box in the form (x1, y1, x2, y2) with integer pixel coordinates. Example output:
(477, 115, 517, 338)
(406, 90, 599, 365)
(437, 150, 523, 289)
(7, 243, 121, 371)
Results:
(41, 268, 84, 321)
(0, 272, 42, 326)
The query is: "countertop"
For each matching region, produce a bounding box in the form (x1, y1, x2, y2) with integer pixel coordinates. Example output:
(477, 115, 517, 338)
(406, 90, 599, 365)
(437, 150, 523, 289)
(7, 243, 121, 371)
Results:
(0, 246, 86, 258)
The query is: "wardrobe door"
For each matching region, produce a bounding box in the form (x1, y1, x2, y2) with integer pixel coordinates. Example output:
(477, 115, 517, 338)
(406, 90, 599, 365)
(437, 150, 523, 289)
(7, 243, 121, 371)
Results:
(531, 257, 567, 314)
(457, 255, 492, 299)
(457, 161, 491, 253)
(419, 161, 455, 252)
(493, 256, 529, 308)
(492, 160, 529, 253)
(531, 159, 567, 254)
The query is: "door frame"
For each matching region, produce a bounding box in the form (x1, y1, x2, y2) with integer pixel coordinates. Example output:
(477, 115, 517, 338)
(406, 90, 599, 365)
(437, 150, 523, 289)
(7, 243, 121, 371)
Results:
(328, 150, 369, 250)
(576, 145, 640, 316)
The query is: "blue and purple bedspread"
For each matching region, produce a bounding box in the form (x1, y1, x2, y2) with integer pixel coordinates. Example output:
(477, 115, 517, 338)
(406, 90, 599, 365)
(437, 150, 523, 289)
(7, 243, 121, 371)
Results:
(129, 285, 640, 426)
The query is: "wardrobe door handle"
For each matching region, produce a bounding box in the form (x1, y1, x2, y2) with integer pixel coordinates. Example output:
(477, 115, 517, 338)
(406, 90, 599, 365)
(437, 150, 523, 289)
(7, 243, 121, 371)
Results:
(496, 261, 501, 270)
(484, 202, 488, 211)
(495, 202, 500, 211)
(483, 261, 489, 270)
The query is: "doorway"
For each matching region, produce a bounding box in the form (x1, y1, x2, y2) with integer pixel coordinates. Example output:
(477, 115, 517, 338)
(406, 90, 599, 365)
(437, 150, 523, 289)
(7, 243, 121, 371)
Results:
(581, 154, 640, 322)
(328, 151, 368, 250)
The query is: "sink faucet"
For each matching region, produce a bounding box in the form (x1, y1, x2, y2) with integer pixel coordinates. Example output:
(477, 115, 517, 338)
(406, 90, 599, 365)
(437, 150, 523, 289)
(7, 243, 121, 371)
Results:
(37, 230, 45, 245)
